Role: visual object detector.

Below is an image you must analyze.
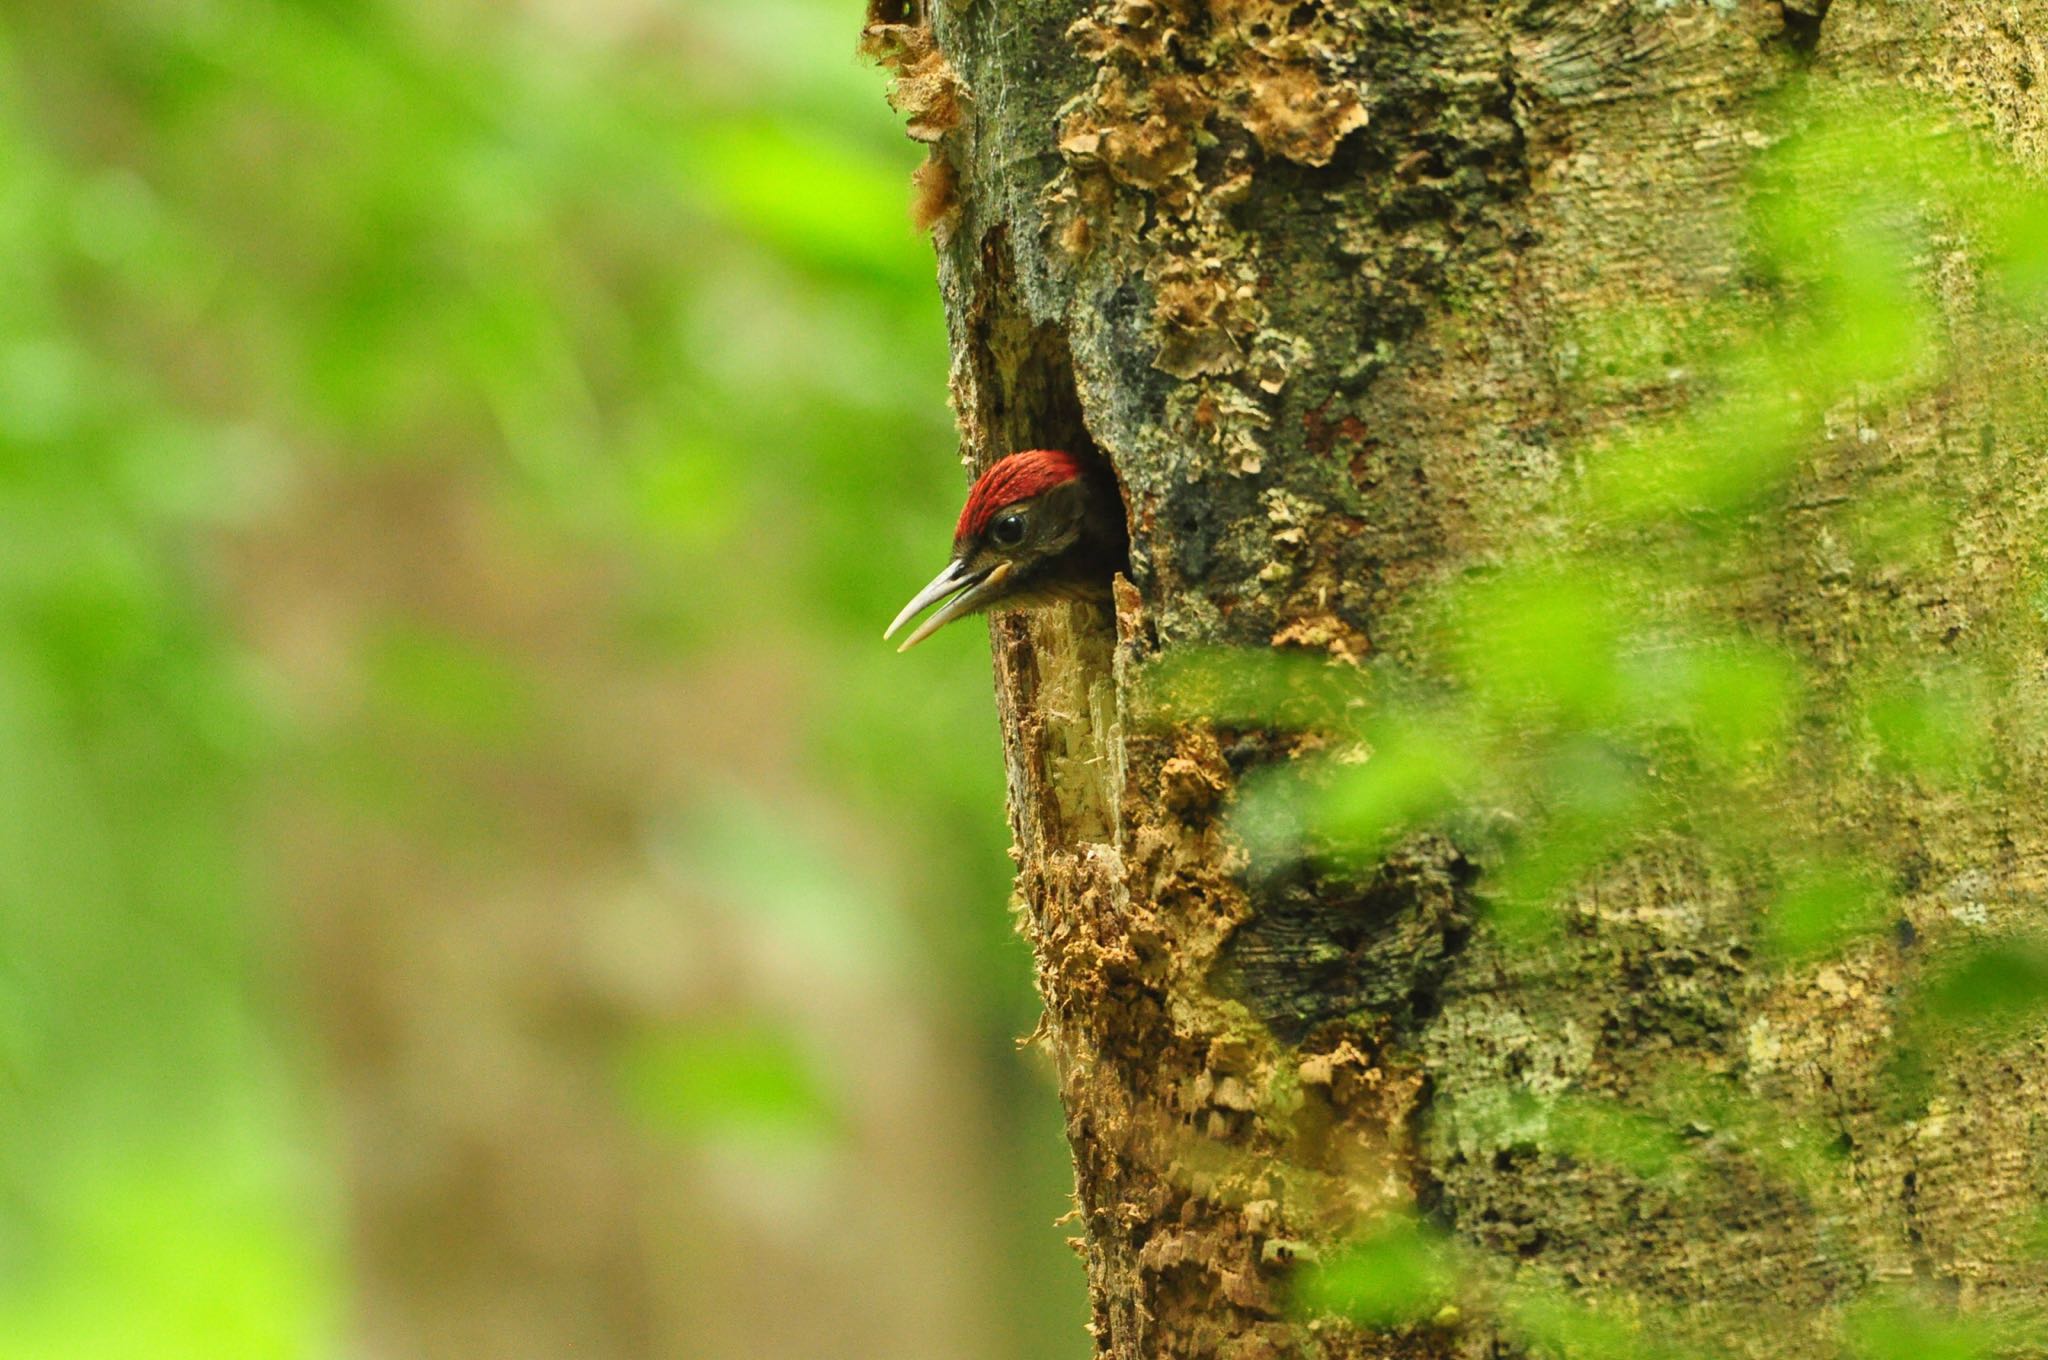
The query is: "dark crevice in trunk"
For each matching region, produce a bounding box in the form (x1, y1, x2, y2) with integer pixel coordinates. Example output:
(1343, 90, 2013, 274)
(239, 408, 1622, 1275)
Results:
(967, 226, 1125, 848)
(1779, 1, 1830, 57)
(962, 228, 1125, 533)
(865, 0, 923, 27)
(964, 225, 1128, 641)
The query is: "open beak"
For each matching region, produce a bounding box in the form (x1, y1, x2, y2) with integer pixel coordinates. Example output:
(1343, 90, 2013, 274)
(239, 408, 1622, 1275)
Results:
(884, 560, 1014, 652)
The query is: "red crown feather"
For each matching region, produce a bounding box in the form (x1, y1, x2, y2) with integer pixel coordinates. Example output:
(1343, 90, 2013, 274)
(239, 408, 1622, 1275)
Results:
(954, 449, 1085, 544)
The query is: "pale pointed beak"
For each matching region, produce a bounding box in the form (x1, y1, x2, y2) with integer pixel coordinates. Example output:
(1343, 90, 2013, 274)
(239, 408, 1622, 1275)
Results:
(884, 560, 1014, 652)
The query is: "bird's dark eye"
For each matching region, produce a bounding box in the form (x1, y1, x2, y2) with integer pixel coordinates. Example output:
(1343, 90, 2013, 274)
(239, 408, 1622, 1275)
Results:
(990, 512, 1027, 547)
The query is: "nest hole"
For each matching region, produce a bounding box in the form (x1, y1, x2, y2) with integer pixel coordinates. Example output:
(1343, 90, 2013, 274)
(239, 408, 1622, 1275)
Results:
(965, 232, 1131, 593)
(967, 232, 1129, 846)
(866, 0, 922, 25)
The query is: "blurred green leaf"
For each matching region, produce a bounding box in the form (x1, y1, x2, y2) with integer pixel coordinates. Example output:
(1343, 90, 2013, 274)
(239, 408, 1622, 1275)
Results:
(1543, 1096, 1686, 1179)
(1485, 766, 1647, 946)
(1640, 1068, 1849, 1198)
(1914, 938, 2048, 1040)
(1503, 1282, 1685, 1360)
(691, 119, 925, 286)
(1630, 640, 1797, 770)
(1581, 391, 1806, 525)
(1990, 185, 2048, 305)
(0, 1153, 335, 1360)
(2013, 1203, 2048, 1260)
(1860, 667, 1991, 780)
(1843, 493, 1952, 576)
(1312, 718, 1478, 865)
(1448, 567, 1623, 723)
(1227, 760, 1319, 871)
(1298, 1212, 1459, 1328)
(1760, 861, 1892, 963)
(362, 621, 542, 748)
(1134, 647, 1368, 731)
(1454, 1091, 1687, 1181)
(1844, 1295, 2006, 1360)
(617, 1022, 838, 1144)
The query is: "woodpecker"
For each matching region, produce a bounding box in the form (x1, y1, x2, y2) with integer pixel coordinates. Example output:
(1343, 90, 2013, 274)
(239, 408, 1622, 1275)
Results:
(885, 449, 1127, 651)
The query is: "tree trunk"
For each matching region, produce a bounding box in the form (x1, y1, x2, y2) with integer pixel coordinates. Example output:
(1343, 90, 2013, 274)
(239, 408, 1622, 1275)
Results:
(874, 1, 2048, 1356)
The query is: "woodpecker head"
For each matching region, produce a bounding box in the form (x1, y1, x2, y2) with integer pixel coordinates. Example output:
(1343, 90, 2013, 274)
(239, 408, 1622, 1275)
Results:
(885, 448, 1126, 651)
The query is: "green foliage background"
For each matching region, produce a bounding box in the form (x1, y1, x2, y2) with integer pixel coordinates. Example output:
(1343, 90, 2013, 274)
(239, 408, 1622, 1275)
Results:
(0, 1, 1080, 1355)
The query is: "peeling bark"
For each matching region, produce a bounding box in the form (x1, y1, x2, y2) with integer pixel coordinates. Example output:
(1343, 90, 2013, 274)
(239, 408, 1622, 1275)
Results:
(876, 1, 2048, 1355)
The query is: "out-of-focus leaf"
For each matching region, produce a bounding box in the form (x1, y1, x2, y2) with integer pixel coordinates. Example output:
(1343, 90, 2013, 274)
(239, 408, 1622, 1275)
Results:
(362, 621, 542, 749)
(690, 119, 925, 287)
(1503, 1283, 1686, 1360)
(1485, 750, 1648, 946)
(1797, 222, 1936, 392)
(1845, 1295, 2005, 1360)
(1453, 1091, 1686, 1181)
(1543, 1097, 1686, 1179)
(1628, 640, 1797, 770)
(1643, 1068, 1848, 1197)
(616, 1022, 838, 1145)
(1844, 493, 1952, 576)
(1227, 761, 1319, 872)
(1134, 648, 1368, 731)
(1298, 1213, 1459, 1328)
(1447, 567, 1623, 724)
(2014, 1204, 2048, 1260)
(1859, 667, 1992, 780)
(1760, 861, 1892, 962)
(0, 1154, 336, 1360)
(1312, 718, 1478, 864)
(1581, 391, 1806, 525)
(1989, 185, 2048, 304)
(1913, 938, 2048, 1040)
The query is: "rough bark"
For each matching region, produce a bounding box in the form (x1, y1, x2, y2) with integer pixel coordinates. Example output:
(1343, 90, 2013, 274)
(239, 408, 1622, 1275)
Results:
(876, 1, 2048, 1357)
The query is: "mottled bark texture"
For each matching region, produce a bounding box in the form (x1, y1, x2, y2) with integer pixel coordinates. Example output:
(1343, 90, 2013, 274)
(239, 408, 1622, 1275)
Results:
(870, 2, 2048, 1357)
